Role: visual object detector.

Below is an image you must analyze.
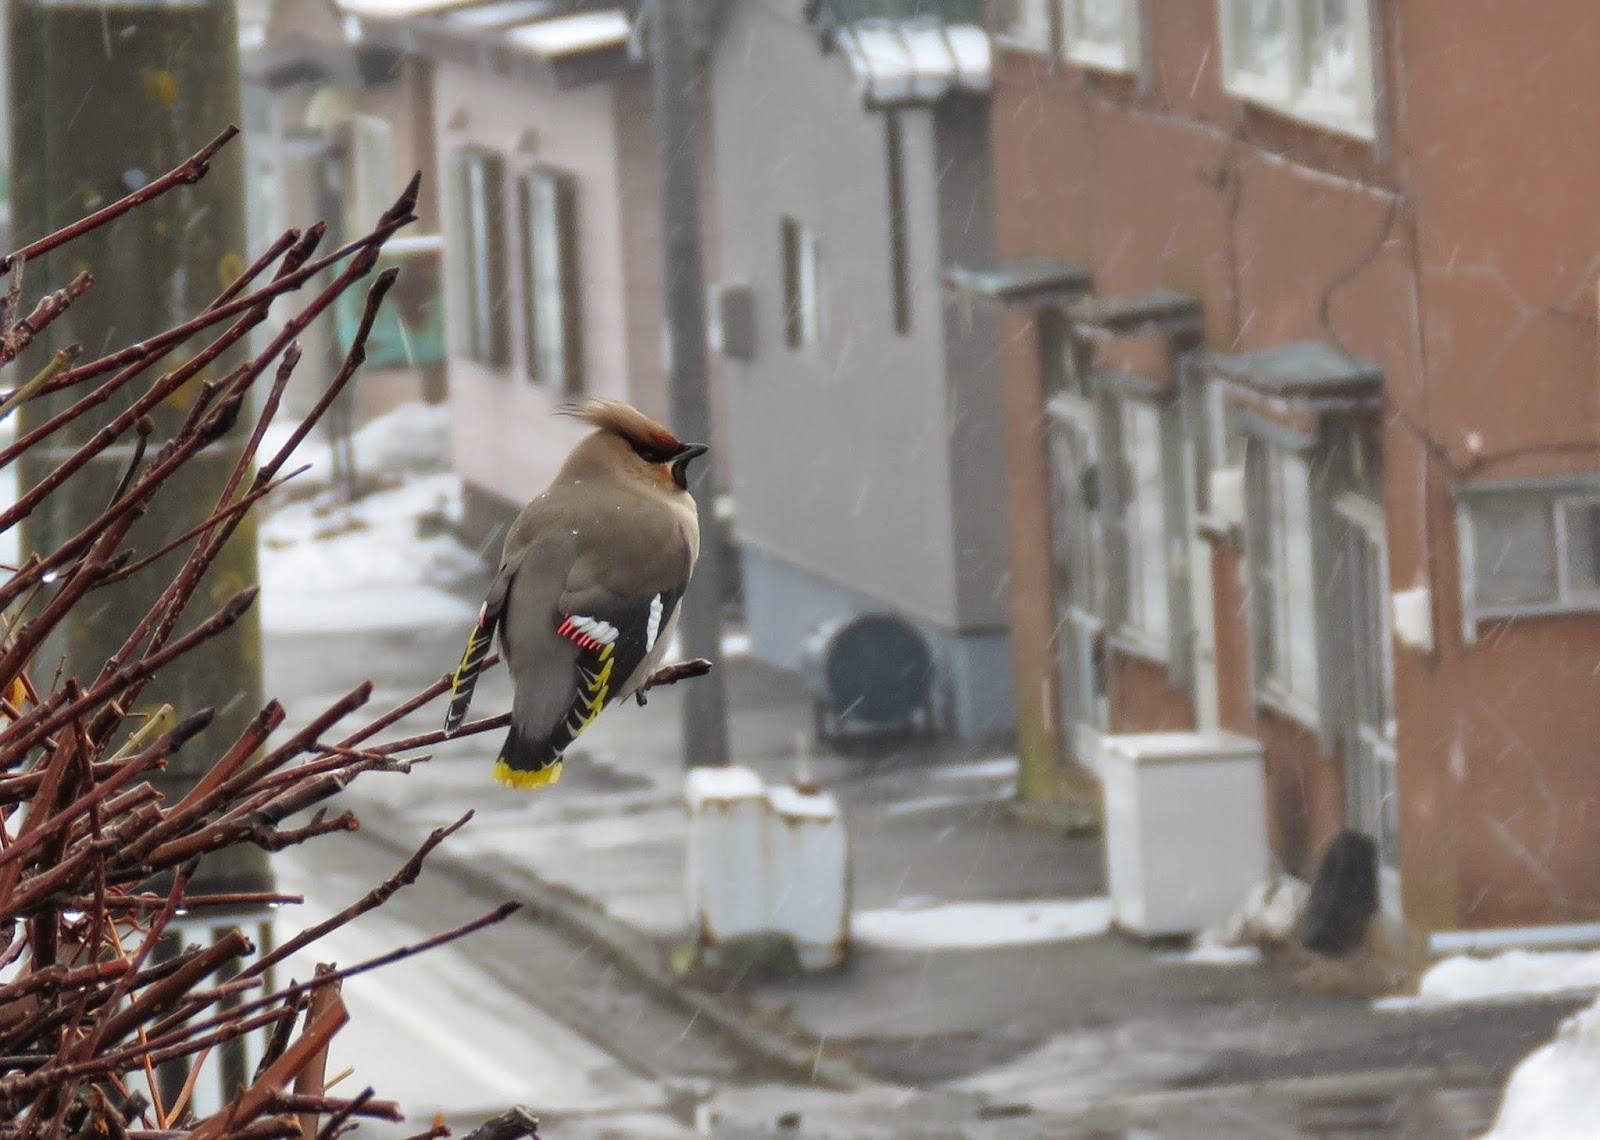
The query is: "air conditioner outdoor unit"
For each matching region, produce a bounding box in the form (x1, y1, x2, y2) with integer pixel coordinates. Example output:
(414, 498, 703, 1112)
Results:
(1098, 730, 1269, 938)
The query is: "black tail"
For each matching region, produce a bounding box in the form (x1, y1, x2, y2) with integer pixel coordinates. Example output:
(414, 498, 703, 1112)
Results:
(1300, 829, 1379, 957)
(492, 722, 563, 790)
(444, 607, 496, 735)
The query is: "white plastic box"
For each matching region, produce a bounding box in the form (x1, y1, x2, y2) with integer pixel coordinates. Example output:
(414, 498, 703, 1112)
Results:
(764, 785, 850, 970)
(1099, 730, 1269, 937)
(684, 766, 768, 945)
(684, 767, 851, 970)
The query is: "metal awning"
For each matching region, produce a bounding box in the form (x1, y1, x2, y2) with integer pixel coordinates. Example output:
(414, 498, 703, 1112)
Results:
(833, 18, 990, 107)
(506, 8, 631, 56)
(353, 1, 636, 86)
(942, 255, 1092, 305)
(1069, 288, 1202, 340)
(1206, 339, 1382, 409)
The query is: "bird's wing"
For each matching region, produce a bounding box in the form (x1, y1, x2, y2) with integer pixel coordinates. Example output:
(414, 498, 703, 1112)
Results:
(534, 579, 687, 760)
(530, 515, 692, 746)
(443, 494, 572, 736)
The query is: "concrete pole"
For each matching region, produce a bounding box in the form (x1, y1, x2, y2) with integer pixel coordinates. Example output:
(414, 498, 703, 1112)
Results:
(651, 0, 728, 768)
(7, 1, 272, 897)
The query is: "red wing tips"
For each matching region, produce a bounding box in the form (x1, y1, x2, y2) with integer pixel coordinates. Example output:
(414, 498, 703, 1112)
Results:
(556, 613, 619, 653)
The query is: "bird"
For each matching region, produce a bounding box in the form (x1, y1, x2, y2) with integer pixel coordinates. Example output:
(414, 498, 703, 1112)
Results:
(442, 399, 710, 789)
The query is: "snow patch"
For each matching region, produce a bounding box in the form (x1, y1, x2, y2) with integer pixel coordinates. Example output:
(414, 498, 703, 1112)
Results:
(1378, 949, 1600, 1011)
(259, 400, 451, 491)
(852, 898, 1112, 951)
(1481, 997, 1600, 1139)
(258, 402, 481, 634)
(260, 472, 481, 634)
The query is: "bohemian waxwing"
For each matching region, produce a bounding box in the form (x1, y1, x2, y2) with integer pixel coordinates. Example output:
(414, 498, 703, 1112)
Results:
(443, 399, 709, 788)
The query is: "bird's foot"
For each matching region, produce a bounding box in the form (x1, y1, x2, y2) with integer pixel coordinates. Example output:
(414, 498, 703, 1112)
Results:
(638, 658, 715, 706)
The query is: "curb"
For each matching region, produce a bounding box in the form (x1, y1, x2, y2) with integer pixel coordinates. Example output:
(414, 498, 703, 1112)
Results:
(352, 799, 872, 1094)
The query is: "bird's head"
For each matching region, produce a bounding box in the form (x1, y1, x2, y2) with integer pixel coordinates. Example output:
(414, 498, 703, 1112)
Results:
(560, 398, 709, 491)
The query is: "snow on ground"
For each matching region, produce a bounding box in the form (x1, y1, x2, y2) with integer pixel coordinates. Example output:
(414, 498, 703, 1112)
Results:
(1163, 874, 1306, 967)
(851, 898, 1113, 951)
(1377, 948, 1600, 1011)
(1480, 997, 1600, 1139)
(259, 400, 453, 489)
(260, 473, 481, 633)
(258, 402, 484, 634)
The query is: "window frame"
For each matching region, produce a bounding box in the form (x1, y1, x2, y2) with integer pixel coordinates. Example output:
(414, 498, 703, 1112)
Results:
(1092, 370, 1187, 669)
(1246, 433, 1322, 720)
(1061, 0, 1141, 73)
(517, 167, 583, 395)
(1217, 0, 1378, 141)
(346, 113, 396, 237)
(1455, 477, 1600, 643)
(1116, 398, 1171, 654)
(995, 0, 1054, 55)
(780, 216, 823, 350)
(454, 147, 509, 369)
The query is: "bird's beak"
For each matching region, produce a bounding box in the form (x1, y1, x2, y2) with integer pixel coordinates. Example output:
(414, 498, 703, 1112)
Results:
(668, 443, 708, 490)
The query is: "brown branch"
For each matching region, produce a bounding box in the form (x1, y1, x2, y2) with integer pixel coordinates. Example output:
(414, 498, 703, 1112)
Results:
(293, 967, 340, 1140)
(0, 272, 93, 366)
(460, 1107, 541, 1140)
(373, 713, 512, 758)
(242, 814, 473, 983)
(0, 127, 238, 275)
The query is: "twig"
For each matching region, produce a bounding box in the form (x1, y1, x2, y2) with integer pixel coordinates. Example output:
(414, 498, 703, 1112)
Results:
(0, 127, 239, 274)
(460, 1107, 541, 1140)
(241, 815, 473, 982)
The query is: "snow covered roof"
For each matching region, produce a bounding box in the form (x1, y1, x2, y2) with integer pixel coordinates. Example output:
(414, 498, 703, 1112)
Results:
(505, 9, 631, 57)
(832, 18, 991, 107)
(344, 0, 632, 69)
(338, 0, 473, 17)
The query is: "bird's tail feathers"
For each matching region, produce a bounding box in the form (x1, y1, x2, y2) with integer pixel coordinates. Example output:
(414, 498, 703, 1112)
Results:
(493, 722, 563, 790)
(444, 606, 495, 735)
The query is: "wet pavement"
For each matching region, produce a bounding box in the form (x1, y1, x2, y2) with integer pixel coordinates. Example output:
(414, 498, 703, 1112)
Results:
(258, 574, 1572, 1138)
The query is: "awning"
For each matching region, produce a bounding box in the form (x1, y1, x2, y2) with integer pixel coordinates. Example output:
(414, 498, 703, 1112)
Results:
(834, 18, 991, 107)
(1069, 288, 1202, 340)
(1206, 340, 1382, 409)
(942, 255, 1092, 304)
(506, 9, 631, 57)
(364, 1, 638, 87)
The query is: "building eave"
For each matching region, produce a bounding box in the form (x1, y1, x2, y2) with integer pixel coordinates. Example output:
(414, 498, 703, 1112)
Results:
(942, 255, 1092, 305)
(1205, 339, 1384, 412)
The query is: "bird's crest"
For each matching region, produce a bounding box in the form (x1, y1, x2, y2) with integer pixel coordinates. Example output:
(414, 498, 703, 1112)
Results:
(559, 398, 683, 457)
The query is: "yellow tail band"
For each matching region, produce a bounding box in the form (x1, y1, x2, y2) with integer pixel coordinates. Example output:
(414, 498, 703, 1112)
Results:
(494, 757, 563, 789)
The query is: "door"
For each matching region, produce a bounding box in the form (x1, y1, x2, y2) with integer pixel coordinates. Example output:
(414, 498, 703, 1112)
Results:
(1046, 394, 1108, 769)
(1336, 494, 1400, 890)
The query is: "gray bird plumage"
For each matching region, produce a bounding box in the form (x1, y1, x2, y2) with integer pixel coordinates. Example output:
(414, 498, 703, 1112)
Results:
(444, 400, 705, 788)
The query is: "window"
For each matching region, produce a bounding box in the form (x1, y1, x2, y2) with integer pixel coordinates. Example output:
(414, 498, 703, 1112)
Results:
(996, 0, 1053, 53)
(456, 149, 508, 368)
(346, 114, 396, 234)
(780, 216, 822, 348)
(1062, 0, 1139, 71)
(884, 113, 910, 336)
(1115, 401, 1170, 652)
(518, 170, 581, 393)
(1247, 437, 1320, 713)
(1219, 0, 1376, 139)
(1457, 480, 1600, 641)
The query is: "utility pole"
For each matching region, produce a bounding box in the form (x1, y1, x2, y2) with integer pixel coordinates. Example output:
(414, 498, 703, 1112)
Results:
(651, 0, 728, 768)
(8, 2, 271, 899)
